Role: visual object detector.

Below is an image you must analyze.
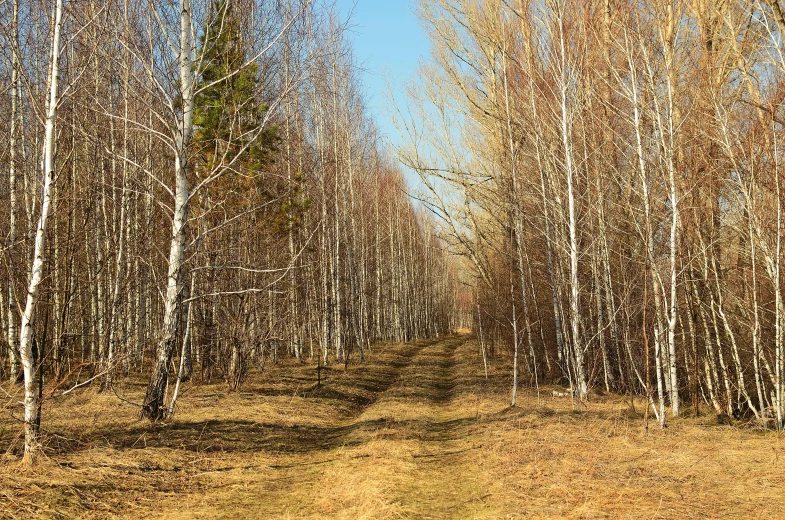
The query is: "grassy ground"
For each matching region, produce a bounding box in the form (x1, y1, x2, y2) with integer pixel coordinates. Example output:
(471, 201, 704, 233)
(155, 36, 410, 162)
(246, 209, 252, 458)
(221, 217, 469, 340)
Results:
(1, 334, 784, 519)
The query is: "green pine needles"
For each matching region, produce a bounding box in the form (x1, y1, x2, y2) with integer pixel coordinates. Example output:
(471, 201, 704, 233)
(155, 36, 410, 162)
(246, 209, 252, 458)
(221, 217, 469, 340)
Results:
(193, 0, 278, 182)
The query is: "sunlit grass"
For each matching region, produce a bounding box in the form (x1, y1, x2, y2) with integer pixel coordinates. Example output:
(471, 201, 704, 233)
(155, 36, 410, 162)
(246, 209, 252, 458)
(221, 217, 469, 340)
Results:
(2, 334, 784, 518)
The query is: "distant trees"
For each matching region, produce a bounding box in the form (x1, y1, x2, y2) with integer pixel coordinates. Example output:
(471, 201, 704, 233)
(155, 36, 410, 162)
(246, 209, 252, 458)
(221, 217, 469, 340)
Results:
(0, 0, 456, 463)
(405, 0, 785, 429)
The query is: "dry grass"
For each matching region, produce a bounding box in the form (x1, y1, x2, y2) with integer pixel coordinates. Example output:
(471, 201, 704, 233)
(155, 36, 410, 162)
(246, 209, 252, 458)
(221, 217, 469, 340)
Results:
(2, 335, 784, 519)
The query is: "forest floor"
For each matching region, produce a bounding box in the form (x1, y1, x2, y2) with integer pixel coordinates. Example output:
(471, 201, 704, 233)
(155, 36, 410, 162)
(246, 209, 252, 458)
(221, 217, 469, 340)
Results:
(2, 334, 785, 519)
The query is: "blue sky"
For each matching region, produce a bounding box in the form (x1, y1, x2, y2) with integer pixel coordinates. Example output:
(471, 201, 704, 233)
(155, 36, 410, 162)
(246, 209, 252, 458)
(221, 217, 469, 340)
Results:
(334, 0, 429, 147)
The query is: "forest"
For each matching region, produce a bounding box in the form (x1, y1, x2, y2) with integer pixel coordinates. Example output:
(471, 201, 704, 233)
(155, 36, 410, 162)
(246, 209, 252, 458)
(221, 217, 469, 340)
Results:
(401, 0, 785, 428)
(0, 0, 456, 465)
(2, 0, 785, 517)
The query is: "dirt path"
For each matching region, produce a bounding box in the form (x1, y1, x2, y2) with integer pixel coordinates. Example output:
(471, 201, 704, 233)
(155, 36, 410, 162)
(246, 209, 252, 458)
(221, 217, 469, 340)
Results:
(0, 335, 494, 519)
(198, 334, 492, 518)
(347, 335, 492, 517)
(146, 334, 496, 519)
(3, 334, 785, 519)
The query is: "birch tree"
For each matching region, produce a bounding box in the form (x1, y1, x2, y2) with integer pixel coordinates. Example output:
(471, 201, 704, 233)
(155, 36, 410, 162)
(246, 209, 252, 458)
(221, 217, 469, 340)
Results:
(17, 0, 65, 464)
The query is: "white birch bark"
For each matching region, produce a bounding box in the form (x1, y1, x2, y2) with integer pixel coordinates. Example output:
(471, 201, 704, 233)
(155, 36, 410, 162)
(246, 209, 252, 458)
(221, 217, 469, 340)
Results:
(19, 0, 64, 464)
(500, 29, 535, 397)
(557, 8, 587, 400)
(345, 118, 364, 362)
(626, 33, 666, 425)
(7, 0, 21, 384)
(331, 71, 343, 362)
(663, 40, 681, 418)
(756, 72, 785, 452)
(509, 256, 520, 407)
(649, 4, 682, 417)
(374, 169, 383, 342)
(283, 36, 301, 361)
(141, 0, 194, 421)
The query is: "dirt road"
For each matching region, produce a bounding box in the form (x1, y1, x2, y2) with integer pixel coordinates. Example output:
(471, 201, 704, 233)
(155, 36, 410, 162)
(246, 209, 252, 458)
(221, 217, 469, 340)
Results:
(3, 334, 785, 519)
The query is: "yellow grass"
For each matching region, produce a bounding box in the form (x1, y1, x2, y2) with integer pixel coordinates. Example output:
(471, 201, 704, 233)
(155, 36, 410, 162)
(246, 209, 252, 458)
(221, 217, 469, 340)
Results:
(2, 335, 784, 519)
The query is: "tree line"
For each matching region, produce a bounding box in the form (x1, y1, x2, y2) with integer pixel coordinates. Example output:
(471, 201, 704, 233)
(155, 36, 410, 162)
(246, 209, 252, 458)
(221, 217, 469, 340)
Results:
(402, 0, 785, 430)
(0, 0, 457, 464)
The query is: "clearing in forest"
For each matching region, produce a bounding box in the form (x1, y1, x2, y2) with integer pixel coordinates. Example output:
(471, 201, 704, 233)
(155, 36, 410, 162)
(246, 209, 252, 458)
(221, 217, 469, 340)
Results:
(2, 334, 785, 519)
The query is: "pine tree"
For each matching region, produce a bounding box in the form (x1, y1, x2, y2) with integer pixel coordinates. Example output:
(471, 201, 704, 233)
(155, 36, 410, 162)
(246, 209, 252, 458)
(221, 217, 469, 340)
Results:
(193, 0, 278, 191)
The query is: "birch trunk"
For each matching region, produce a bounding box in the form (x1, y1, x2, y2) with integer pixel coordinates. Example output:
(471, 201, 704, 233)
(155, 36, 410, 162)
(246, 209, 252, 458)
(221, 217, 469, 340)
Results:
(284, 51, 301, 361)
(331, 63, 343, 361)
(141, 0, 194, 421)
(345, 123, 364, 362)
(558, 11, 587, 399)
(19, 0, 64, 464)
(509, 258, 519, 407)
(772, 143, 785, 431)
(661, 3, 681, 417)
(7, 0, 21, 384)
(500, 34, 535, 395)
(168, 271, 196, 417)
(627, 37, 666, 425)
(374, 170, 382, 342)
(104, 131, 129, 390)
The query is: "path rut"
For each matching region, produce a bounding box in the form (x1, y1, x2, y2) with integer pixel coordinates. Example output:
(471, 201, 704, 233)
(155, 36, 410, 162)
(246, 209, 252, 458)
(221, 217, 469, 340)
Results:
(163, 334, 495, 519)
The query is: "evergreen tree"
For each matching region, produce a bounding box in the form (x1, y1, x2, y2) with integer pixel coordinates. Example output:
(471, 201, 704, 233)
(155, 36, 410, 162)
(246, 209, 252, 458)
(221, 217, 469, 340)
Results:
(193, 0, 278, 193)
